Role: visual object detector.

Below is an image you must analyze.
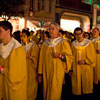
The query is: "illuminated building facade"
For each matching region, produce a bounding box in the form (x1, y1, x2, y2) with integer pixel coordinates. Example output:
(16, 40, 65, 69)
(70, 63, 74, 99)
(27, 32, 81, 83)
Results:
(26, 0, 93, 32)
(3, 0, 99, 33)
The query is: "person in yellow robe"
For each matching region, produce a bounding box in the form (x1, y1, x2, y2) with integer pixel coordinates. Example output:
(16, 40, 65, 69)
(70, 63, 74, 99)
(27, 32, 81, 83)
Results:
(21, 30, 39, 100)
(71, 27, 96, 97)
(91, 28, 100, 95)
(0, 21, 27, 100)
(38, 22, 73, 100)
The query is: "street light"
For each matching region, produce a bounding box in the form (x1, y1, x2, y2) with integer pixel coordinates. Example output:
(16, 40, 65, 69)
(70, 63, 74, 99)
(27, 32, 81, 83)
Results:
(96, 5, 100, 10)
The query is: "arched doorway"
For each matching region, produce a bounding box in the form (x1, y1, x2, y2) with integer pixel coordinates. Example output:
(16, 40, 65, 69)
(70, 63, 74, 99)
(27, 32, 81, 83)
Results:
(60, 12, 90, 33)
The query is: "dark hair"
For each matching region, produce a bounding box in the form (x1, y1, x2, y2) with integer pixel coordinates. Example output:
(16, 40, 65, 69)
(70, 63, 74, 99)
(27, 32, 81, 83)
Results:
(0, 21, 13, 36)
(13, 30, 21, 43)
(22, 29, 30, 37)
(59, 30, 65, 35)
(44, 31, 50, 38)
(84, 32, 90, 39)
(74, 27, 83, 34)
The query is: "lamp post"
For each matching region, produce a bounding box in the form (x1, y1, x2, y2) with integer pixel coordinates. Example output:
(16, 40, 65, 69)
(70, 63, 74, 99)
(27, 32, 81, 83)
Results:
(93, 3, 97, 28)
(29, 0, 33, 17)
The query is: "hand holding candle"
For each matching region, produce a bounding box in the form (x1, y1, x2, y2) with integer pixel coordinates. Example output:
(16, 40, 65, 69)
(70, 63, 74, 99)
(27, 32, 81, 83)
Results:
(78, 60, 86, 65)
(0, 66, 4, 74)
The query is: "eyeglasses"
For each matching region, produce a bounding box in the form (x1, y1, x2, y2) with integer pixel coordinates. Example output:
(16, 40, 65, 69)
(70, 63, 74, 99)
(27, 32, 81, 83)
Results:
(75, 32, 82, 36)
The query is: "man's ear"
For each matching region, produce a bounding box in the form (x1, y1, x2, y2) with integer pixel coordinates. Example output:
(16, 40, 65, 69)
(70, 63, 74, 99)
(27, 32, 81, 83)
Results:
(6, 29, 11, 36)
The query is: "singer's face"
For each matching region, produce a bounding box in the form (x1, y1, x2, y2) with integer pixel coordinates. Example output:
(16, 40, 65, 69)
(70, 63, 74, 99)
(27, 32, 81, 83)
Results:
(75, 30, 84, 42)
(92, 28, 99, 38)
(21, 33, 28, 43)
(0, 27, 9, 42)
(49, 25, 59, 39)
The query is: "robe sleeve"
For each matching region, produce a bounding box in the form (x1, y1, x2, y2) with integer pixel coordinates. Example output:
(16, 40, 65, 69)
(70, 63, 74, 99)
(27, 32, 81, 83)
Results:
(85, 42, 96, 67)
(61, 40, 73, 73)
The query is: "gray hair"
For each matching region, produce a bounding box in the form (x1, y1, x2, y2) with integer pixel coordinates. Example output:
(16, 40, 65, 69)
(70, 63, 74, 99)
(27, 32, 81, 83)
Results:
(49, 22, 60, 29)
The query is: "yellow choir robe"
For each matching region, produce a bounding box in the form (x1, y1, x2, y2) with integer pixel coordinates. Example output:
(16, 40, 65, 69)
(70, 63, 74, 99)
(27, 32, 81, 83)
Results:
(92, 36, 100, 84)
(32, 35, 40, 44)
(24, 41, 39, 100)
(38, 37, 73, 100)
(0, 57, 3, 100)
(71, 39, 96, 95)
(0, 38, 27, 100)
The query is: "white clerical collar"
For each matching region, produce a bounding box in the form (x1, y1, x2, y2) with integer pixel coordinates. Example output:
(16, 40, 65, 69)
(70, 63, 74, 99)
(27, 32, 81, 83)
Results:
(23, 41, 36, 53)
(0, 37, 21, 59)
(92, 36, 100, 43)
(44, 37, 64, 47)
(72, 39, 91, 49)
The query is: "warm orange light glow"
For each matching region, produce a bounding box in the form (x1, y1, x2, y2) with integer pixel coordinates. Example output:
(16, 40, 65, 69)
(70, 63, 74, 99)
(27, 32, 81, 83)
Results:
(60, 19, 80, 33)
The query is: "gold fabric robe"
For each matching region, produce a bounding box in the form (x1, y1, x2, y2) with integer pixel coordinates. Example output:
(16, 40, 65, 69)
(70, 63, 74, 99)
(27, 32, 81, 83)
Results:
(24, 41, 39, 100)
(38, 37, 73, 100)
(0, 41, 27, 100)
(0, 47, 27, 100)
(92, 36, 100, 84)
(71, 39, 96, 95)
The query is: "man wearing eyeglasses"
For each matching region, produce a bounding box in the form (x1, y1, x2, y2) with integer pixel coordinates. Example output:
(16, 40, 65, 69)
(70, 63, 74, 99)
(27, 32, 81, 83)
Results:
(71, 27, 96, 98)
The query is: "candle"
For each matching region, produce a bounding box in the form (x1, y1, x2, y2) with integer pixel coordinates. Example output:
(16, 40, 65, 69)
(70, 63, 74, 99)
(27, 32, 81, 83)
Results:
(52, 41, 56, 52)
(78, 50, 81, 61)
(25, 42, 28, 53)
